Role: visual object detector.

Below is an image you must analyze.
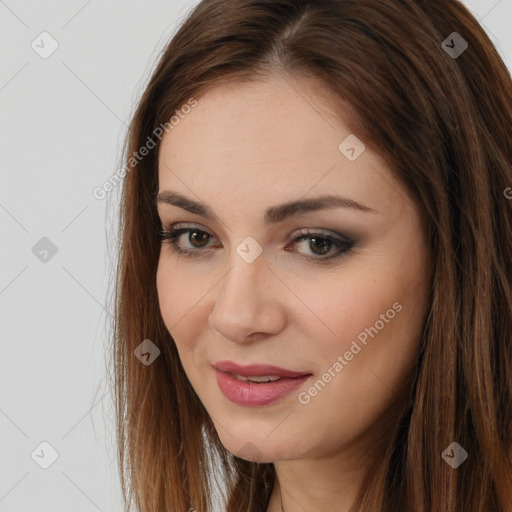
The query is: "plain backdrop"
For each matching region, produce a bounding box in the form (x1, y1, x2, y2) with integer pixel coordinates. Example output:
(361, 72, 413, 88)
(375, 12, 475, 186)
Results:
(0, 1, 511, 511)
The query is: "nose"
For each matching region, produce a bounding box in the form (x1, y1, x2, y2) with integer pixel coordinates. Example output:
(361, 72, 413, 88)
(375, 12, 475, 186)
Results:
(208, 251, 286, 343)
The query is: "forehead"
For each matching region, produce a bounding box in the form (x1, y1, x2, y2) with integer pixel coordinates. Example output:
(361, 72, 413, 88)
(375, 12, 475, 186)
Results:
(156, 74, 402, 218)
(160, 75, 344, 161)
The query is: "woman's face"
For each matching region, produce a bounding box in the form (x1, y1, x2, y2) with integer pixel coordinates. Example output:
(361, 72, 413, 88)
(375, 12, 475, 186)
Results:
(156, 73, 429, 463)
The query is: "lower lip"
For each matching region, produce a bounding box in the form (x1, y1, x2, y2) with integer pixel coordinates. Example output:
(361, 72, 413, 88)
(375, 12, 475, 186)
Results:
(215, 370, 312, 406)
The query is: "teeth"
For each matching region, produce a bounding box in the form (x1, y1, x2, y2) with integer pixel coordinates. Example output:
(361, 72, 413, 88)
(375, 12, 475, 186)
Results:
(231, 373, 282, 383)
(232, 373, 249, 382)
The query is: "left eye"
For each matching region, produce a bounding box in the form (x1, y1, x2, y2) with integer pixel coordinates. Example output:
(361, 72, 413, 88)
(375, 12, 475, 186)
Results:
(290, 228, 353, 258)
(158, 225, 354, 261)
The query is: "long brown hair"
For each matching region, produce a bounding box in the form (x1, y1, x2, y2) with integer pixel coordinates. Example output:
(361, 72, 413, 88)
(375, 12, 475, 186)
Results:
(108, 0, 512, 510)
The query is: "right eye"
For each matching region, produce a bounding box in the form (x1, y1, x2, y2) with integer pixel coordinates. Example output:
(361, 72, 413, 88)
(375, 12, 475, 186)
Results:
(158, 224, 219, 257)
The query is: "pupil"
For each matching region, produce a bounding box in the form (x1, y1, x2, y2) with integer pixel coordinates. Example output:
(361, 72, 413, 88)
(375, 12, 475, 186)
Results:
(310, 237, 330, 255)
(191, 231, 209, 247)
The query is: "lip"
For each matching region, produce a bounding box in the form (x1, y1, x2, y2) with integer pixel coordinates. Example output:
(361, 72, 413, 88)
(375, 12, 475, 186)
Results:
(212, 360, 311, 378)
(214, 370, 312, 406)
(212, 361, 313, 407)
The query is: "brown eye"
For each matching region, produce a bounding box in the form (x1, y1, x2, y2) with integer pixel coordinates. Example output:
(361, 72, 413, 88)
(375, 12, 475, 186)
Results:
(188, 230, 210, 248)
(158, 226, 217, 257)
(289, 228, 354, 261)
(307, 236, 333, 255)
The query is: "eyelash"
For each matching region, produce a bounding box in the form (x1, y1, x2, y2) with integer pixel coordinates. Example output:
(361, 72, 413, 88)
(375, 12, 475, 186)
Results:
(157, 223, 354, 263)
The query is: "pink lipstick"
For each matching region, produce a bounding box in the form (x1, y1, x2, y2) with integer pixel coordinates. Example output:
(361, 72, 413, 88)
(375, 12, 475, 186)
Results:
(213, 360, 312, 406)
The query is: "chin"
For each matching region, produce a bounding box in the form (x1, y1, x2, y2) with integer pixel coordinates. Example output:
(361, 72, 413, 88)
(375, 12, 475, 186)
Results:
(215, 429, 300, 463)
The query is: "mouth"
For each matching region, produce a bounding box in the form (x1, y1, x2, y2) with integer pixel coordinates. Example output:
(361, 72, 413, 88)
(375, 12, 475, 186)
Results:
(212, 360, 312, 379)
(212, 360, 313, 406)
(227, 373, 285, 383)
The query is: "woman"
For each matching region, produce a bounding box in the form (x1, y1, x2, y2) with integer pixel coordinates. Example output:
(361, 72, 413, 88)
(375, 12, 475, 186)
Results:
(109, 0, 512, 510)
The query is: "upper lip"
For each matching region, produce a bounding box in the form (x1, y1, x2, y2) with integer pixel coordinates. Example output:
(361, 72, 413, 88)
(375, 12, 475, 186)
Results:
(212, 360, 312, 378)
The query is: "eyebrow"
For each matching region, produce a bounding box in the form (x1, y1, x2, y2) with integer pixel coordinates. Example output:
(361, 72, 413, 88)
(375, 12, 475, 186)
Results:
(156, 190, 378, 224)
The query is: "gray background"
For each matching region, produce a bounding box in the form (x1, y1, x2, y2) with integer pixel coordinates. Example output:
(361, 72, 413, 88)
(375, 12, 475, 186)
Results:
(0, 1, 510, 511)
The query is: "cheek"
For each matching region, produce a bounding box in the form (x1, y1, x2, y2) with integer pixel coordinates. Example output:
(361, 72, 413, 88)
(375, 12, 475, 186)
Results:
(156, 256, 206, 321)
(156, 259, 199, 351)
(156, 260, 177, 326)
(291, 260, 425, 396)
(294, 287, 423, 446)
(286, 267, 394, 359)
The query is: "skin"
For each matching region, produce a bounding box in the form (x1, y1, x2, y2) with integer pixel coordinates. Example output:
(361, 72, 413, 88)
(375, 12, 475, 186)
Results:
(156, 72, 430, 512)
